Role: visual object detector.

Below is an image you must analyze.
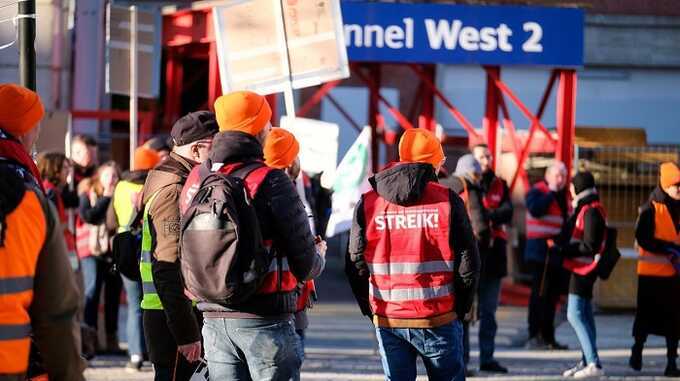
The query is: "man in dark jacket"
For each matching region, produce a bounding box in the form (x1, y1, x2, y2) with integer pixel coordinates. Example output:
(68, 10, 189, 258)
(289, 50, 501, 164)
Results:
(472, 144, 513, 373)
(139, 112, 218, 380)
(347, 128, 480, 381)
(524, 162, 570, 350)
(191, 91, 326, 380)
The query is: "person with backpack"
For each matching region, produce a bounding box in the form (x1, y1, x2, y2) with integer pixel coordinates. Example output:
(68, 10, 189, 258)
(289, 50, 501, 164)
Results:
(0, 83, 84, 380)
(630, 162, 680, 377)
(263, 127, 318, 366)
(559, 172, 607, 378)
(106, 146, 160, 371)
(181, 91, 326, 380)
(347, 128, 480, 381)
(445, 154, 491, 376)
(139, 112, 218, 380)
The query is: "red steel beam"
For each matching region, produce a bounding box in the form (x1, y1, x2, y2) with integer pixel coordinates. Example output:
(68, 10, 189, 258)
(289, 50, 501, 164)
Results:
(483, 66, 500, 170)
(352, 66, 414, 130)
(266, 94, 278, 125)
(163, 49, 183, 127)
(297, 80, 341, 118)
(208, 42, 221, 111)
(326, 92, 362, 133)
(556, 70, 578, 180)
(408, 63, 479, 139)
(418, 65, 436, 131)
(367, 64, 381, 173)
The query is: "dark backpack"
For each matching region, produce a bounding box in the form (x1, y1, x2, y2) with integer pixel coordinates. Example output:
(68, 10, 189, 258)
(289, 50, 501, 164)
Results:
(111, 206, 143, 282)
(596, 226, 620, 280)
(180, 161, 271, 306)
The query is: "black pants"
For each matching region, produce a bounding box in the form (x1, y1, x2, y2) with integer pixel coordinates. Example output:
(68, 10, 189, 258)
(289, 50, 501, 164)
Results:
(528, 261, 567, 342)
(143, 309, 203, 381)
(634, 334, 679, 362)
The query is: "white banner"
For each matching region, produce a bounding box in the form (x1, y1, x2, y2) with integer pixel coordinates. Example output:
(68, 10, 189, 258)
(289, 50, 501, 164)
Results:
(281, 116, 339, 188)
(325, 127, 372, 237)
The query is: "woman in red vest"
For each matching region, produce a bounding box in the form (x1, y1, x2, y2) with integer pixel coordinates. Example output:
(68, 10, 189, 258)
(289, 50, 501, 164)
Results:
(631, 162, 680, 377)
(560, 172, 607, 378)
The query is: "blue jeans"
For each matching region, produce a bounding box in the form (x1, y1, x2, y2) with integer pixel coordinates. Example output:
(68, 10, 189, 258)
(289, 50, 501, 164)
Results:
(122, 275, 145, 356)
(202, 317, 301, 381)
(376, 320, 465, 381)
(567, 294, 600, 366)
(82, 256, 122, 334)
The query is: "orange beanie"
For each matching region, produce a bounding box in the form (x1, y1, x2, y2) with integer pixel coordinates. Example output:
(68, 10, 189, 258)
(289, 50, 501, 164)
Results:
(133, 146, 161, 171)
(264, 128, 300, 169)
(398, 128, 444, 168)
(660, 162, 680, 189)
(214, 91, 272, 136)
(0, 84, 45, 136)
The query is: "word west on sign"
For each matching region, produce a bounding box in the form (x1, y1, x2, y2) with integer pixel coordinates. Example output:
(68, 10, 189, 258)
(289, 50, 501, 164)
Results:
(341, 2, 584, 67)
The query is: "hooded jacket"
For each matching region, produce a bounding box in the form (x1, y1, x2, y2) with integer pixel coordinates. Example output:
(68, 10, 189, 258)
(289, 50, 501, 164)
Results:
(139, 152, 201, 346)
(347, 162, 480, 321)
(202, 131, 325, 317)
(636, 186, 680, 256)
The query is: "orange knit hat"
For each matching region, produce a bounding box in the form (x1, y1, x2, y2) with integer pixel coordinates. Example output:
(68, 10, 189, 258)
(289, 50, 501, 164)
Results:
(0, 84, 45, 136)
(398, 128, 444, 168)
(264, 128, 300, 169)
(214, 91, 272, 136)
(660, 162, 680, 189)
(133, 146, 161, 171)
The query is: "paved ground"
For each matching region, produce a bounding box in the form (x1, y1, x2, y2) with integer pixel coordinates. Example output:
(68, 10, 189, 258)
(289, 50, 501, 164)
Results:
(85, 303, 675, 380)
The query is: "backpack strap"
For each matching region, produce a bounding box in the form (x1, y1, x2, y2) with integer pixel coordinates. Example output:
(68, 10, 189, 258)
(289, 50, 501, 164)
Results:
(226, 162, 274, 199)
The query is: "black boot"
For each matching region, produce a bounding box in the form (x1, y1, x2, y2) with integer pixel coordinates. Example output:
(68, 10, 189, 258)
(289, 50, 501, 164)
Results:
(629, 343, 643, 371)
(665, 361, 680, 377)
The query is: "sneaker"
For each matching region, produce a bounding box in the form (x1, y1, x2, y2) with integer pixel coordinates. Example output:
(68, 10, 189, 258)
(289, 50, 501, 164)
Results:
(546, 340, 569, 351)
(562, 361, 585, 377)
(125, 359, 143, 373)
(573, 363, 604, 379)
(525, 336, 548, 350)
(480, 360, 508, 374)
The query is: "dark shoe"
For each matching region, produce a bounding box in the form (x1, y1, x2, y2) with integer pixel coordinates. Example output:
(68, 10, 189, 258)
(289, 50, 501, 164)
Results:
(665, 363, 680, 377)
(102, 335, 126, 356)
(525, 336, 548, 350)
(480, 360, 508, 374)
(546, 340, 569, 350)
(465, 368, 476, 377)
(629, 346, 642, 371)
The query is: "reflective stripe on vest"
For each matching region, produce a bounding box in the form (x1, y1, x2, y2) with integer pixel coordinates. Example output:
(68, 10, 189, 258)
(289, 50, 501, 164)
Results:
(113, 180, 143, 233)
(483, 176, 509, 241)
(637, 201, 678, 277)
(526, 182, 564, 239)
(563, 202, 607, 276)
(0, 190, 46, 374)
(140, 192, 162, 310)
(363, 181, 455, 320)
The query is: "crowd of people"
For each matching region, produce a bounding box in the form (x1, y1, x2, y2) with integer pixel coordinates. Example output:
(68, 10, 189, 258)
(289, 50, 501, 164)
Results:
(0, 82, 678, 381)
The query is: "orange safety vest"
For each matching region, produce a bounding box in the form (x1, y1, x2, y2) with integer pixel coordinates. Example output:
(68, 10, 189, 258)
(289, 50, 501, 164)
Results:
(0, 189, 47, 374)
(526, 181, 565, 240)
(637, 201, 678, 277)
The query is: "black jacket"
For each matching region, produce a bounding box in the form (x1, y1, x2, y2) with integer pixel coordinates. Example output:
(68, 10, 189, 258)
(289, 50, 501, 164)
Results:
(444, 175, 491, 251)
(479, 171, 513, 279)
(205, 131, 324, 316)
(561, 192, 606, 298)
(346, 163, 481, 319)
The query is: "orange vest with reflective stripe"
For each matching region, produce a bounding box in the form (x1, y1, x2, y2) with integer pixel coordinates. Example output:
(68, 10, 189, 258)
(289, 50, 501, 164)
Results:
(637, 201, 678, 277)
(363, 182, 455, 322)
(526, 182, 564, 240)
(0, 190, 47, 374)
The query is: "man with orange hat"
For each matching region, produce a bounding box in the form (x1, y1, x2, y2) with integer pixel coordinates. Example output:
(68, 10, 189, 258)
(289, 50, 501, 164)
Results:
(0, 84, 84, 380)
(106, 145, 161, 371)
(182, 91, 326, 380)
(347, 128, 479, 381)
(630, 162, 680, 377)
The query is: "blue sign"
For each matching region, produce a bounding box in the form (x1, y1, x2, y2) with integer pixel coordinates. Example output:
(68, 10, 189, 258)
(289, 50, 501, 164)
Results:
(340, 1, 583, 67)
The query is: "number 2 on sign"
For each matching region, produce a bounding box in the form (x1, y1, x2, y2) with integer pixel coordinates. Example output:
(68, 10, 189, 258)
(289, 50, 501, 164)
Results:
(522, 22, 543, 52)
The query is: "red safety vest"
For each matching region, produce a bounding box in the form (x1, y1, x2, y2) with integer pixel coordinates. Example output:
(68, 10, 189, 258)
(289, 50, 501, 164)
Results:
(43, 181, 78, 271)
(526, 181, 565, 240)
(181, 162, 298, 296)
(363, 181, 455, 320)
(483, 176, 509, 241)
(563, 201, 607, 276)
